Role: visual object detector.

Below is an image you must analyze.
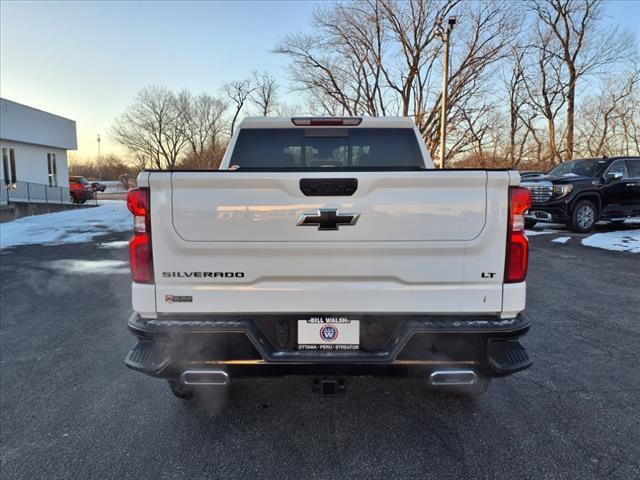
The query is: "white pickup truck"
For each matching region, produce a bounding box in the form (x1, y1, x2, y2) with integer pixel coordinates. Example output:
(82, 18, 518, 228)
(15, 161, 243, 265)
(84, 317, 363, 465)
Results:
(125, 116, 532, 399)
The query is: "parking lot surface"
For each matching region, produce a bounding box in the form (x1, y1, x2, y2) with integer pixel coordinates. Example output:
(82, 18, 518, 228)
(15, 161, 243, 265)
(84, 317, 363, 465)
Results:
(1, 227, 639, 479)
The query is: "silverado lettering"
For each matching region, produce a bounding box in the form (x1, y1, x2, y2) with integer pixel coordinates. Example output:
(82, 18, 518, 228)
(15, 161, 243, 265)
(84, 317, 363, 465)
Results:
(162, 272, 245, 278)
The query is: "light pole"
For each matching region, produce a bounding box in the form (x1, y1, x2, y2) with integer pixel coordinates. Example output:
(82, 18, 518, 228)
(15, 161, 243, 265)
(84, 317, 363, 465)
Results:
(96, 134, 102, 180)
(435, 16, 456, 169)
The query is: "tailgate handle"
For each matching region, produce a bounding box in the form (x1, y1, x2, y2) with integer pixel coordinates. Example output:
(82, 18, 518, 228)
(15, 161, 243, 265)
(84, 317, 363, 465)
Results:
(299, 178, 358, 196)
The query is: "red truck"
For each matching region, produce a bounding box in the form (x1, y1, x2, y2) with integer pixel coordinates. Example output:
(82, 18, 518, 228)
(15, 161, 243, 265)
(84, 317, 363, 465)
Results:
(69, 176, 94, 203)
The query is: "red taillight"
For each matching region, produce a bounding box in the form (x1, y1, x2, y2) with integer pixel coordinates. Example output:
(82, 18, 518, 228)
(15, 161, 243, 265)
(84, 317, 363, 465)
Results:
(505, 187, 531, 283)
(291, 117, 362, 126)
(127, 187, 149, 217)
(127, 188, 153, 283)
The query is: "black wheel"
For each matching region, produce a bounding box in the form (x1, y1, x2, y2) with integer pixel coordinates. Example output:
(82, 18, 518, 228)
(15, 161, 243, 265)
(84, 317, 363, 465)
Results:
(569, 199, 597, 233)
(168, 380, 194, 400)
(524, 219, 537, 229)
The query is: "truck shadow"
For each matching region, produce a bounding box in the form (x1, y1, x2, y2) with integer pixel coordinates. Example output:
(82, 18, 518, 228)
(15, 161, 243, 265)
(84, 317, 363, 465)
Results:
(179, 376, 485, 427)
(183, 377, 483, 417)
(164, 377, 487, 476)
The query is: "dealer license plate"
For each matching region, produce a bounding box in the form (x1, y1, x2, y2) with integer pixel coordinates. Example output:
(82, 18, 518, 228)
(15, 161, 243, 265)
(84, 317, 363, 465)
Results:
(297, 317, 360, 350)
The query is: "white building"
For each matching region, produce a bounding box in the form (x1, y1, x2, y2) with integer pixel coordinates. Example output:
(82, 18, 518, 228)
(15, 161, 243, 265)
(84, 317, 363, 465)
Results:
(0, 98, 77, 204)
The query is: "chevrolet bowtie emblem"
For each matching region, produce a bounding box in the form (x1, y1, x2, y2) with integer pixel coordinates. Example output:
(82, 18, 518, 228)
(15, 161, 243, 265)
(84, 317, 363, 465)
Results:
(297, 208, 360, 231)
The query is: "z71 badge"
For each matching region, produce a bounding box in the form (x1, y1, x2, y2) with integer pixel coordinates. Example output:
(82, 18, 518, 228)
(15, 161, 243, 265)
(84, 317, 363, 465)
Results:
(165, 295, 193, 304)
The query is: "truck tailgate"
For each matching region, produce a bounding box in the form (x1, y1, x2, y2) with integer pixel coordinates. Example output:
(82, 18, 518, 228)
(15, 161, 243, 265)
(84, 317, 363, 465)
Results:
(171, 171, 486, 242)
(148, 170, 512, 314)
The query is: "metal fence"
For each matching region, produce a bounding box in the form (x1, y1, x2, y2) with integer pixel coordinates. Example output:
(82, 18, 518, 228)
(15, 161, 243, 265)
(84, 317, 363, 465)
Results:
(1, 181, 92, 205)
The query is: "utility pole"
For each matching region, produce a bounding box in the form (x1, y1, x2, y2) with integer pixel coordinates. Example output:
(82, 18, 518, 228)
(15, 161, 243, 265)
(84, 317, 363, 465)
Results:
(96, 134, 102, 180)
(436, 16, 456, 169)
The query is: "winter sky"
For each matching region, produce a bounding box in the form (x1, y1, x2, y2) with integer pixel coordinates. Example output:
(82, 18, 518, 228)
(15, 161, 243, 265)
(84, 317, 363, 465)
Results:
(1, 0, 638, 160)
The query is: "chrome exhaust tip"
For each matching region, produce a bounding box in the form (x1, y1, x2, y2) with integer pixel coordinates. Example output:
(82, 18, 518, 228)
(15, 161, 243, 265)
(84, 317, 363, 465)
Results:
(181, 369, 230, 386)
(428, 369, 477, 386)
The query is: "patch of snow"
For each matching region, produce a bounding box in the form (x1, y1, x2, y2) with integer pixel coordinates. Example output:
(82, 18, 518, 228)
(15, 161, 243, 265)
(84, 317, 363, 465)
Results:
(0, 201, 131, 250)
(45, 259, 129, 275)
(551, 236, 571, 244)
(99, 240, 129, 249)
(526, 229, 558, 236)
(624, 217, 640, 225)
(581, 229, 640, 253)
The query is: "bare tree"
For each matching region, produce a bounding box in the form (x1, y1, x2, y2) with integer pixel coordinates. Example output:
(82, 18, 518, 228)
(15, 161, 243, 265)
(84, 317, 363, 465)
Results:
(529, 0, 635, 160)
(277, 0, 515, 165)
(111, 86, 190, 169)
(130, 152, 150, 172)
(177, 140, 228, 170)
(576, 67, 640, 156)
(182, 93, 228, 167)
(276, 0, 454, 117)
(502, 39, 539, 167)
(110, 2, 638, 171)
(69, 154, 138, 180)
(617, 73, 640, 155)
(521, 26, 568, 164)
(275, 102, 303, 117)
(223, 79, 254, 136)
(457, 102, 504, 159)
(432, 1, 517, 161)
(250, 71, 279, 116)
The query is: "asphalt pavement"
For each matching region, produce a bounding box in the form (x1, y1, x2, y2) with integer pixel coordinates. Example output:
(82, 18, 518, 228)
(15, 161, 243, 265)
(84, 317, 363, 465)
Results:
(1, 228, 639, 479)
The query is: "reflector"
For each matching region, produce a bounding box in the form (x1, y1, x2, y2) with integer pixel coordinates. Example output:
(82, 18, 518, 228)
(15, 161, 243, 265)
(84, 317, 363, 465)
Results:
(129, 234, 153, 283)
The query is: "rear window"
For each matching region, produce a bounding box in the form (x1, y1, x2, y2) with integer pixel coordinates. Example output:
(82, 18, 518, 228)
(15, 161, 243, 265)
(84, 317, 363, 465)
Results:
(229, 128, 425, 170)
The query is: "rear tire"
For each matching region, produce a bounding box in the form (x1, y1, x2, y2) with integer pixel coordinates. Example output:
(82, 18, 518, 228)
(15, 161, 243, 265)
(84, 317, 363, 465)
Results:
(569, 200, 597, 233)
(168, 380, 194, 400)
